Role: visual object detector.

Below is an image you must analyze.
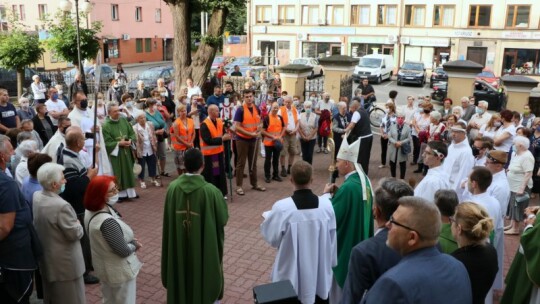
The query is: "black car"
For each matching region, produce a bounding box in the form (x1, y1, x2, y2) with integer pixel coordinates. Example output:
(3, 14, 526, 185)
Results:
(431, 81, 447, 102)
(127, 66, 174, 95)
(397, 61, 426, 86)
(430, 67, 448, 88)
(474, 80, 506, 111)
(0, 67, 52, 97)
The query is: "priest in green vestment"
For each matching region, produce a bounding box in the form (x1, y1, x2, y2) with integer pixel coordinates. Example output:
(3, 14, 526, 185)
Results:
(102, 104, 138, 199)
(322, 138, 374, 302)
(501, 207, 540, 304)
(161, 148, 229, 304)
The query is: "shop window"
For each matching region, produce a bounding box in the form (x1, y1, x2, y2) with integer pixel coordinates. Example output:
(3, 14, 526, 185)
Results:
(302, 42, 330, 58)
(433, 5, 454, 27)
(111, 4, 119, 21)
(256, 6, 271, 24)
(469, 5, 491, 27)
(107, 39, 119, 58)
(405, 5, 425, 26)
(145, 38, 152, 52)
(350, 43, 389, 58)
(351, 5, 370, 26)
(278, 6, 294, 24)
(302, 5, 319, 25)
(377, 5, 397, 26)
(506, 5, 530, 28)
(326, 5, 344, 25)
(502, 48, 540, 76)
(136, 38, 143, 53)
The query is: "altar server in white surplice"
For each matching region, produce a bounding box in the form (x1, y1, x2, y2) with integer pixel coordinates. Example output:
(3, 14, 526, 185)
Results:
(414, 140, 451, 202)
(442, 122, 475, 201)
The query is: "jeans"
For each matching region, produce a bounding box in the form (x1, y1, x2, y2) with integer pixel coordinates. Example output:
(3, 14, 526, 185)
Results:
(390, 161, 407, 179)
(264, 146, 280, 178)
(138, 154, 157, 179)
(380, 137, 389, 165)
(301, 139, 316, 164)
(235, 139, 258, 187)
(317, 134, 328, 149)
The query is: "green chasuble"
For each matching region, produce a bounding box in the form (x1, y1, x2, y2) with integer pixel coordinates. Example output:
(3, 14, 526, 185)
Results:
(438, 223, 458, 254)
(501, 220, 540, 304)
(161, 174, 229, 304)
(102, 117, 137, 190)
(332, 172, 374, 287)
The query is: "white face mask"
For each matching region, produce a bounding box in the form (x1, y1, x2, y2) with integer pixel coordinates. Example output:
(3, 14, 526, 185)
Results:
(108, 194, 119, 206)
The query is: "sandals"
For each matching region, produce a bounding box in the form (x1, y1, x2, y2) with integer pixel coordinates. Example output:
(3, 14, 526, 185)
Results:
(236, 188, 245, 196)
(252, 185, 266, 192)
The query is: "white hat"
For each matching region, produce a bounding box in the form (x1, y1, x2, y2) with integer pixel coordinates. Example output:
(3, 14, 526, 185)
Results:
(337, 138, 359, 163)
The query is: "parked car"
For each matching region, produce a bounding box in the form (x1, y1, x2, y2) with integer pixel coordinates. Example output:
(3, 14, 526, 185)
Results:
(474, 79, 506, 111)
(476, 69, 500, 88)
(430, 67, 448, 88)
(225, 56, 252, 73)
(0, 67, 52, 97)
(352, 54, 394, 84)
(397, 61, 426, 86)
(64, 64, 114, 88)
(127, 65, 174, 95)
(431, 81, 448, 102)
(291, 57, 324, 78)
(211, 56, 234, 69)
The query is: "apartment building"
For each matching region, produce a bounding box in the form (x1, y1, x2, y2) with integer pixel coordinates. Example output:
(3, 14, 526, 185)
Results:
(247, 0, 540, 78)
(1, 0, 174, 70)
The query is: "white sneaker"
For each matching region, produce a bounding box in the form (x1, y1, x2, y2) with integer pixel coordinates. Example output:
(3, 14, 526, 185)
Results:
(140, 182, 147, 189)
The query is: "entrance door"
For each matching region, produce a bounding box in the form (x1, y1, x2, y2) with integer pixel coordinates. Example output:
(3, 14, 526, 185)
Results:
(260, 41, 276, 65)
(467, 47, 487, 66)
(331, 45, 342, 55)
(103, 42, 109, 63)
(382, 46, 394, 55)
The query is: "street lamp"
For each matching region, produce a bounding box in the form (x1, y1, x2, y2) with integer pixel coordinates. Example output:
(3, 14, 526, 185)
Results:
(59, 0, 92, 82)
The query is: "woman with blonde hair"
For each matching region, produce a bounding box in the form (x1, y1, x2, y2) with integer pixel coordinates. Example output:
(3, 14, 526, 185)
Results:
(451, 202, 498, 304)
(479, 113, 502, 139)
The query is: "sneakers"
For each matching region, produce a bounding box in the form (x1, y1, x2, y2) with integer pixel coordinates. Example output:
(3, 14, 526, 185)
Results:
(272, 176, 283, 182)
(140, 181, 147, 189)
(84, 274, 100, 285)
(317, 147, 322, 153)
(280, 167, 287, 177)
(152, 180, 161, 187)
(323, 148, 329, 154)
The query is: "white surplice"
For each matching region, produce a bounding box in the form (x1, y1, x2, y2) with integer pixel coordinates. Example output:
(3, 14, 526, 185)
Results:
(261, 196, 337, 304)
(488, 170, 511, 219)
(414, 166, 451, 202)
(41, 131, 65, 162)
(442, 139, 475, 200)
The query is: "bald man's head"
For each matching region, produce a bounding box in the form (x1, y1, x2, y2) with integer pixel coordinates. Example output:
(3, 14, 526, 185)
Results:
(65, 126, 85, 151)
(208, 104, 220, 118)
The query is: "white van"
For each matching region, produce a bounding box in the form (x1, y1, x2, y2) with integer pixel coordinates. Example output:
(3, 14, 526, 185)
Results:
(353, 54, 395, 84)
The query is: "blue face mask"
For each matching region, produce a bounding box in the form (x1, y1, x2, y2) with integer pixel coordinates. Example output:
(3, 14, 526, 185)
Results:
(512, 144, 517, 152)
(52, 93, 59, 100)
(305, 109, 312, 114)
(58, 184, 65, 194)
(475, 107, 484, 115)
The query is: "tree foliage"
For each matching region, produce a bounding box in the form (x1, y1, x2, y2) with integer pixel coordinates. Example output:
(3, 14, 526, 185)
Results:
(0, 30, 45, 96)
(44, 12, 102, 67)
(163, 0, 246, 95)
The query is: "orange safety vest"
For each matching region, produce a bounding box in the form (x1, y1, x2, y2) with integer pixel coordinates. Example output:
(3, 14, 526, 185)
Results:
(237, 104, 260, 139)
(200, 117, 224, 155)
(279, 106, 298, 127)
(171, 117, 194, 151)
(263, 114, 283, 147)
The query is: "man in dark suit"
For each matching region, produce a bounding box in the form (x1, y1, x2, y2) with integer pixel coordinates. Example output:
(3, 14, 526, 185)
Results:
(341, 178, 413, 303)
(361, 197, 472, 304)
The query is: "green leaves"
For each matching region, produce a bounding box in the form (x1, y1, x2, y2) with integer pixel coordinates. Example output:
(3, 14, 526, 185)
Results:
(0, 30, 44, 70)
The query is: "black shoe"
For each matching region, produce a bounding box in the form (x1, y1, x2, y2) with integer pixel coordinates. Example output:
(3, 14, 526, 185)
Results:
(280, 167, 287, 177)
(265, 177, 271, 183)
(413, 169, 422, 173)
(84, 274, 100, 285)
(272, 176, 283, 182)
(117, 196, 128, 203)
(287, 166, 291, 175)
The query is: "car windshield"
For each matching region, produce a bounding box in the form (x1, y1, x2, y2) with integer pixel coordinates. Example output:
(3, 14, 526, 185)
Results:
(233, 57, 250, 65)
(475, 81, 497, 92)
(402, 63, 424, 70)
(213, 57, 225, 64)
(293, 59, 309, 65)
(477, 71, 495, 77)
(358, 58, 382, 68)
(139, 69, 163, 79)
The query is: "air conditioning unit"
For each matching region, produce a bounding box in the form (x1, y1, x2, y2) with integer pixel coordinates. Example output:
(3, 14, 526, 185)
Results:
(297, 33, 307, 41)
(400, 36, 410, 44)
(318, 19, 327, 26)
(270, 18, 279, 25)
(122, 34, 130, 40)
(387, 34, 398, 44)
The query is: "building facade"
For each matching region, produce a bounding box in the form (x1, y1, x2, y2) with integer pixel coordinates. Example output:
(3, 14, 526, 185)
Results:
(247, 0, 540, 79)
(1, 0, 174, 70)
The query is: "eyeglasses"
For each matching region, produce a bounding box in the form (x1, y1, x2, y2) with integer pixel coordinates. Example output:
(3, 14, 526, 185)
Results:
(108, 186, 119, 194)
(388, 216, 421, 236)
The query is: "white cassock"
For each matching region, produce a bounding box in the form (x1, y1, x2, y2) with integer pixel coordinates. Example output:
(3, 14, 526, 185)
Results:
(41, 131, 65, 162)
(443, 140, 475, 201)
(469, 192, 504, 301)
(261, 196, 337, 304)
(474, 155, 487, 167)
(414, 166, 451, 202)
(68, 107, 112, 175)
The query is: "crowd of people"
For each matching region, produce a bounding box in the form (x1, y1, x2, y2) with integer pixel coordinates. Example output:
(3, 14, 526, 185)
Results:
(0, 66, 539, 304)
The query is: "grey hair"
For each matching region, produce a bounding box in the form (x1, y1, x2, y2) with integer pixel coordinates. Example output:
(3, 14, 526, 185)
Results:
(478, 100, 489, 108)
(337, 101, 347, 109)
(17, 131, 33, 145)
(398, 196, 442, 243)
(452, 106, 463, 116)
(282, 95, 293, 102)
(0, 135, 10, 154)
(32, 75, 40, 81)
(514, 135, 530, 150)
(303, 100, 313, 109)
(430, 111, 442, 121)
(137, 80, 144, 86)
(37, 162, 65, 191)
(460, 96, 469, 103)
(349, 100, 360, 110)
(18, 97, 30, 104)
(15, 140, 38, 157)
(107, 102, 119, 113)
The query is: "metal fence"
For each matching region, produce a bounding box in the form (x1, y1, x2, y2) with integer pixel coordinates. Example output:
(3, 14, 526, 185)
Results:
(304, 77, 325, 101)
(340, 75, 354, 99)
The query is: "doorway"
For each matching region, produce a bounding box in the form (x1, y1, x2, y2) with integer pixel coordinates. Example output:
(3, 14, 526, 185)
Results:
(331, 45, 342, 55)
(467, 47, 487, 66)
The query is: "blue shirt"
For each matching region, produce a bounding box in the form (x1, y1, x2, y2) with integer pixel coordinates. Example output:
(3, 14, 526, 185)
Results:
(21, 176, 42, 217)
(206, 94, 225, 108)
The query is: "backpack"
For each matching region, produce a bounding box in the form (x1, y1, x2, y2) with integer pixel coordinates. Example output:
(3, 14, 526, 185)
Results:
(319, 119, 331, 137)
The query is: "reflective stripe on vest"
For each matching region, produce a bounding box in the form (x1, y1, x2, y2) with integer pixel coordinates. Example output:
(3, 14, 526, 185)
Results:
(200, 118, 224, 155)
(280, 106, 298, 127)
(237, 104, 260, 139)
(263, 115, 283, 146)
(171, 118, 194, 151)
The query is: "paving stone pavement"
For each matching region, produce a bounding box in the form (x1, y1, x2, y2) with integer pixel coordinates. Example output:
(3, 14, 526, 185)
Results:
(77, 139, 529, 304)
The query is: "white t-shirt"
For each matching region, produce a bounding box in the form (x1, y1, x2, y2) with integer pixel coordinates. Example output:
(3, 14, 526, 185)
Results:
(187, 86, 202, 100)
(351, 111, 361, 123)
(479, 124, 498, 139)
(45, 99, 68, 126)
(316, 100, 334, 112)
(507, 150, 534, 192)
(494, 124, 516, 152)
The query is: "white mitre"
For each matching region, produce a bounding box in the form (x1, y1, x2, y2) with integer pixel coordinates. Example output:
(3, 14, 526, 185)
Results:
(336, 138, 372, 200)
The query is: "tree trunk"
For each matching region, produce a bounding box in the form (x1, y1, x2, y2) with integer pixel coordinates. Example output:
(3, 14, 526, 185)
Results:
(17, 68, 24, 98)
(169, 2, 228, 98)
